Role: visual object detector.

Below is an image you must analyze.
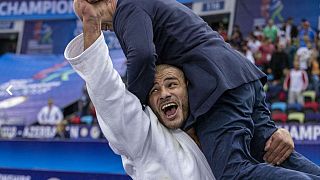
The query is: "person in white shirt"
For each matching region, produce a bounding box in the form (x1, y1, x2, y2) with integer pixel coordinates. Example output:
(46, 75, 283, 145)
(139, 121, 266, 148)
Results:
(37, 99, 63, 125)
(283, 60, 309, 105)
(247, 33, 262, 54)
(295, 42, 312, 71)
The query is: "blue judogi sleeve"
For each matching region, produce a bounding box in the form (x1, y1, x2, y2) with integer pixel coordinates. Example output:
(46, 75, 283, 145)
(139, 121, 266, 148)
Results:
(113, 3, 157, 105)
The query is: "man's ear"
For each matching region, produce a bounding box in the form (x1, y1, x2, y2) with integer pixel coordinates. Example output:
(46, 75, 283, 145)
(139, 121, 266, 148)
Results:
(186, 80, 189, 87)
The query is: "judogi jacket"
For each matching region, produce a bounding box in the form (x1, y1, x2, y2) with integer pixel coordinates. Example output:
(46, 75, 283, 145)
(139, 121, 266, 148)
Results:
(113, 0, 267, 129)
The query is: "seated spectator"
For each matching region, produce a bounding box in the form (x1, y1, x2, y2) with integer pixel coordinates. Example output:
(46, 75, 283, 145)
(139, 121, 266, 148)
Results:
(283, 60, 309, 105)
(37, 99, 63, 125)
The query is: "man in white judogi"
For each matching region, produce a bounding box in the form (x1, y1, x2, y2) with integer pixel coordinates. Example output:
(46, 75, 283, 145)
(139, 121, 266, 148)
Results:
(64, 13, 215, 180)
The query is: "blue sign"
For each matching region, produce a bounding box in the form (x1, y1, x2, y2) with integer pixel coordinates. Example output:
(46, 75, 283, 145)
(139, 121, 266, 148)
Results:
(21, 19, 77, 54)
(0, 0, 76, 20)
(0, 51, 126, 125)
(277, 124, 320, 144)
(0, 169, 130, 180)
(0, 21, 14, 30)
(202, 0, 225, 12)
(0, 125, 103, 140)
(0, 140, 127, 175)
(234, 0, 320, 36)
(0, 53, 84, 125)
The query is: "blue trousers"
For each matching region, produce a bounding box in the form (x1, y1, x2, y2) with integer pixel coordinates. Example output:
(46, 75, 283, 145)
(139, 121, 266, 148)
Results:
(195, 80, 320, 180)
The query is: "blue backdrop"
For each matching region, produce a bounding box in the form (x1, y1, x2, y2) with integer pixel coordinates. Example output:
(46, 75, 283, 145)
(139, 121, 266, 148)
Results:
(0, 53, 84, 125)
(0, 140, 129, 179)
(235, 0, 320, 36)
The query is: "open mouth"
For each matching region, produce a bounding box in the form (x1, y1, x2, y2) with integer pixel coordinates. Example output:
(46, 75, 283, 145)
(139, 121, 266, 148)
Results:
(161, 102, 178, 119)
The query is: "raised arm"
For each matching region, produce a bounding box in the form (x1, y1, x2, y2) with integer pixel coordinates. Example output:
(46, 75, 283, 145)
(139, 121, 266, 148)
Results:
(114, 3, 157, 105)
(66, 0, 151, 158)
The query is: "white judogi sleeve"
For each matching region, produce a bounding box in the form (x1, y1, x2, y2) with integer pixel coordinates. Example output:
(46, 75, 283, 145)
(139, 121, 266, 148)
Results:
(64, 33, 150, 159)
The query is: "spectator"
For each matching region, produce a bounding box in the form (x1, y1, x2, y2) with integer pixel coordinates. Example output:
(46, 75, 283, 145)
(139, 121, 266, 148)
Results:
(253, 25, 264, 40)
(241, 42, 255, 64)
(217, 23, 228, 41)
(281, 17, 298, 43)
(247, 32, 261, 54)
(37, 99, 63, 125)
(268, 43, 289, 83)
(256, 37, 275, 72)
(229, 27, 243, 51)
(310, 45, 320, 94)
(295, 41, 313, 71)
(284, 38, 299, 69)
(298, 20, 316, 47)
(283, 60, 309, 105)
(263, 19, 278, 43)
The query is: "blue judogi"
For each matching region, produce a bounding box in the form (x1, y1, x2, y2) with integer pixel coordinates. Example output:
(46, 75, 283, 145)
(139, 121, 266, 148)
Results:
(195, 80, 320, 179)
(112, 0, 320, 178)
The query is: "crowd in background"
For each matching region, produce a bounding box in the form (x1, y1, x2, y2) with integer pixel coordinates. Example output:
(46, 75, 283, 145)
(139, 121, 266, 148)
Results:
(219, 17, 320, 123)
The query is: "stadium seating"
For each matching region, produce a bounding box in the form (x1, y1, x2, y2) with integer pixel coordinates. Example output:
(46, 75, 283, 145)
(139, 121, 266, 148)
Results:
(304, 102, 319, 113)
(271, 102, 287, 112)
(287, 112, 305, 123)
(303, 90, 316, 102)
(305, 112, 320, 123)
(81, 115, 93, 125)
(287, 103, 303, 113)
(272, 112, 287, 123)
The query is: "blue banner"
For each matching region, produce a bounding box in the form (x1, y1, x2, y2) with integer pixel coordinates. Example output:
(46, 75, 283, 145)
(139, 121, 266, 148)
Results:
(0, 51, 126, 125)
(277, 124, 320, 144)
(0, 53, 84, 125)
(0, 125, 103, 140)
(0, 168, 130, 180)
(202, 0, 225, 12)
(235, 0, 320, 36)
(0, 140, 127, 175)
(0, 0, 76, 20)
(21, 19, 77, 54)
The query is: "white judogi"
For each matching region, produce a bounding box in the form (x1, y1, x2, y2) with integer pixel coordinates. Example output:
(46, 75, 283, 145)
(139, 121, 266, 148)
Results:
(37, 105, 63, 125)
(64, 33, 215, 180)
